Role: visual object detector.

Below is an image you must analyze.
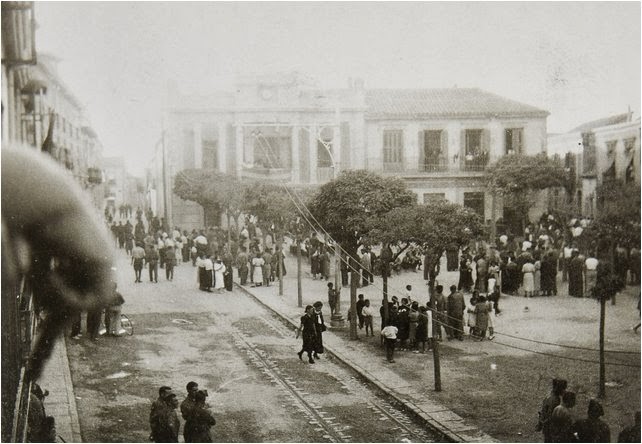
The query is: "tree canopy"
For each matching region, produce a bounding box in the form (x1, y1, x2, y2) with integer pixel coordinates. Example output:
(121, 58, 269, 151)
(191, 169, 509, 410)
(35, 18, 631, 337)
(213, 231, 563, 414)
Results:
(485, 153, 567, 230)
(173, 169, 244, 226)
(584, 179, 641, 252)
(307, 170, 416, 255)
(368, 198, 484, 277)
(485, 153, 567, 194)
(242, 182, 312, 234)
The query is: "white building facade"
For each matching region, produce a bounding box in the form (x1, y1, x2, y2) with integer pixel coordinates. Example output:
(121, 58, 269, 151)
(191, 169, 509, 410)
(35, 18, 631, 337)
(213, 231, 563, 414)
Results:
(154, 75, 549, 230)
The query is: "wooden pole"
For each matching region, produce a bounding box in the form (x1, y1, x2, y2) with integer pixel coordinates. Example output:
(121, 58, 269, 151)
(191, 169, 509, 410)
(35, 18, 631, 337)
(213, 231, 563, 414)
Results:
(598, 296, 606, 398)
(428, 258, 442, 392)
(278, 244, 284, 296)
(297, 239, 302, 308)
(350, 261, 358, 340)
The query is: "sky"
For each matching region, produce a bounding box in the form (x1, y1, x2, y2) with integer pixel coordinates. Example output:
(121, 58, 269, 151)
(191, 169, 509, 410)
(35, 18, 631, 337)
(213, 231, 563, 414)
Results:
(35, 1, 641, 175)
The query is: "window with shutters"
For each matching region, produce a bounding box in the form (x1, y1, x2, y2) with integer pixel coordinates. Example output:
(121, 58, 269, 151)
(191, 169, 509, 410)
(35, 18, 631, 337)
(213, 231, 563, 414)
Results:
(463, 192, 485, 217)
(383, 129, 403, 171)
(202, 126, 218, 170)
(505, 128, 523, 154)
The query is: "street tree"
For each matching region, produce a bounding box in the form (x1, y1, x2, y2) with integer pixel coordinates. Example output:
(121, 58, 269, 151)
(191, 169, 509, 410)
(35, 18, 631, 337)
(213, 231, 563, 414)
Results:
(173, 169, 245, 229)
(485, 153, 567, 234)
(308, 170, 416, 338)
(242, 182, 316, 295)
(584, 179, 641, 252)
(368, 198, 483, 391)
(369, 198, 484, 288)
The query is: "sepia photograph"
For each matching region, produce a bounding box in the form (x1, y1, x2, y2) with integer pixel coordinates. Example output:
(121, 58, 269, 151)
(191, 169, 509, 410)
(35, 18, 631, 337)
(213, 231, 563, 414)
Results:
(1, 1, 640, 442)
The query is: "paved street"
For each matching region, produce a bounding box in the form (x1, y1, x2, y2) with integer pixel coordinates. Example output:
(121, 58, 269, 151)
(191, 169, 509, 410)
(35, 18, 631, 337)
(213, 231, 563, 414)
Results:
(65, 249, 443, 442)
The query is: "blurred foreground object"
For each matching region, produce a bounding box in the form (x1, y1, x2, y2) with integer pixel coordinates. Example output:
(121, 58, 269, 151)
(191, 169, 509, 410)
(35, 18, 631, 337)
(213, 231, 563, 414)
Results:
(2, 148, 116, 381)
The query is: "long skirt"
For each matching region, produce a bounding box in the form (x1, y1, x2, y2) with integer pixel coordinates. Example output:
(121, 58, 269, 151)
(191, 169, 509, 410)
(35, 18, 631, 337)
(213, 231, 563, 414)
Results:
(523, 271, 534, 293)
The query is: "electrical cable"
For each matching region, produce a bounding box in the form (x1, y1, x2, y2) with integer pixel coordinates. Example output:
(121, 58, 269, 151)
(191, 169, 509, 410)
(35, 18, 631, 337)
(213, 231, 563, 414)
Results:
(250, 129, 642, 363)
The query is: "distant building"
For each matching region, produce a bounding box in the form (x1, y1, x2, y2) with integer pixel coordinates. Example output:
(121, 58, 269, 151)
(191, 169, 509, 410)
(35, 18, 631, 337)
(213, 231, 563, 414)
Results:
(548, 112, 640, 217)
(153, 74, 549, 230)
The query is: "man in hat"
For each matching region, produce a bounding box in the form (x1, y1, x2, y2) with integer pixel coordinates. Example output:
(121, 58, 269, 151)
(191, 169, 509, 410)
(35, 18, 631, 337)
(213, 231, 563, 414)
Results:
(149, 386, 180, 442)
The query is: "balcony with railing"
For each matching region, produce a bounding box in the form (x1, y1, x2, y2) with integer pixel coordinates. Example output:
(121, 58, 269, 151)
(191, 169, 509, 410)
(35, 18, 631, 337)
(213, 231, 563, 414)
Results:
(460, 152, 490, 172)
(419, 158, 449, 173)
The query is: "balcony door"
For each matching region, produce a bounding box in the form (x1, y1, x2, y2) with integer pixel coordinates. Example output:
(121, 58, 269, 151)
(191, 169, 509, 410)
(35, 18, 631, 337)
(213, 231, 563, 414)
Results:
(421, 130, 446, 172)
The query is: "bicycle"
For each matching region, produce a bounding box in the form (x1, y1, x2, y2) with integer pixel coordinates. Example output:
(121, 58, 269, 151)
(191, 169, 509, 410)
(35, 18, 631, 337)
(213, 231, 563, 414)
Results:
(120, 313, 134, 336)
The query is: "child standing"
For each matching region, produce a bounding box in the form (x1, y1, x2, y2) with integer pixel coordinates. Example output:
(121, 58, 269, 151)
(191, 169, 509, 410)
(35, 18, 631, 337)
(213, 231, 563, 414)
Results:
(362, 299, 375, 337)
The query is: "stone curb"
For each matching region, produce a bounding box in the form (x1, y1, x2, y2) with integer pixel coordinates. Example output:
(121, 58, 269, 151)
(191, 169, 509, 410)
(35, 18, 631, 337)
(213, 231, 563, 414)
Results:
(60, 338, 83, 443)
(235, 283, 496, 443)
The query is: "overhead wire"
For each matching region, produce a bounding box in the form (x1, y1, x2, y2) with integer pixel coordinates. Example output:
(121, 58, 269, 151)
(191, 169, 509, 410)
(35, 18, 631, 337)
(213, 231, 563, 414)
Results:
(248, 129, 642, 366)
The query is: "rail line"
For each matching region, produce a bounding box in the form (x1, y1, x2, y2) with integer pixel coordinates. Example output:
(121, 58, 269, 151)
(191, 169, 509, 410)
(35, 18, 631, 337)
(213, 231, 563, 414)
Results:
(226, 306, 437, 442)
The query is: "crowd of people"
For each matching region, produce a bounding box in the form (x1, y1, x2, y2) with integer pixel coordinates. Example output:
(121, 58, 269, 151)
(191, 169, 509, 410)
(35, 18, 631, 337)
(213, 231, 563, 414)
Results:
(149, 381, 216, 442)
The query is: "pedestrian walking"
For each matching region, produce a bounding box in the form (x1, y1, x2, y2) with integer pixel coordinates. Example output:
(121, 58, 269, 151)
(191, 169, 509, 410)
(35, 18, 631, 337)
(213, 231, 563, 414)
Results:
(296, 305, 317, 364)
(132, 242, 146, 283)
(147, 244, 159, 283)
(312, 301, 326, 359)
(381, 322, 398, 363)
(149, 386, 180, 443)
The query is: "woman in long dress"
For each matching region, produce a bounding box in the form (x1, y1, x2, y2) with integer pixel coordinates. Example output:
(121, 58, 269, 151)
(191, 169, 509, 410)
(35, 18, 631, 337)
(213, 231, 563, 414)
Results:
(251, 253, 264, 287)
(312, 301, 326, 360)
(533, 259, 541, 297)
(474, 295, 489, 341)
(296, 305, 317, 364)
(522, 261, 535, 298)
(213, 259, 226, 293)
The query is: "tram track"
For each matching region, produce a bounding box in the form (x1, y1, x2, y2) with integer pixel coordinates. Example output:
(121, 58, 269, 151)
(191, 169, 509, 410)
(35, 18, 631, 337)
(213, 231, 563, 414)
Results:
(219, 299, 437, 443)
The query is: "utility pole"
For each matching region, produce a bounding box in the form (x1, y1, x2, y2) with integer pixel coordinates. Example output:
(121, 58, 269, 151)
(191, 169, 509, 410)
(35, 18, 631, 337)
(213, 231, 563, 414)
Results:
(161, 129, 169, 228)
